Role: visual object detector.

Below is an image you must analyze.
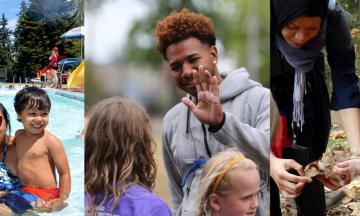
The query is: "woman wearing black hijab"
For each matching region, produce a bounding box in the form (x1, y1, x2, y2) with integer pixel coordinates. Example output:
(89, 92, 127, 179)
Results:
(270, 0, 360, 215)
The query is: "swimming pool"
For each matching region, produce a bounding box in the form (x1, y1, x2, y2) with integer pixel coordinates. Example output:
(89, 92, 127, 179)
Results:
(0, 87, 84, 216)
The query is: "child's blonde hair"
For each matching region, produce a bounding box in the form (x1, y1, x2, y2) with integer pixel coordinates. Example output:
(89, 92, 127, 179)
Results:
(196, 148, 258, 216)
(85, 97, 156, 215)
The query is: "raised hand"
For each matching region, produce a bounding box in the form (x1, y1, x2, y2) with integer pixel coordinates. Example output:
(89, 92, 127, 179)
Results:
(181, 65, 223, 127)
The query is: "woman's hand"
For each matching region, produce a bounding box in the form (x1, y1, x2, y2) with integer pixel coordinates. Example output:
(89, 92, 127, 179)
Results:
(319, 157, 360, 191)
(270, 153, 312, 198)
(333, 157, 360, 178)
(317, 173, 351, 191)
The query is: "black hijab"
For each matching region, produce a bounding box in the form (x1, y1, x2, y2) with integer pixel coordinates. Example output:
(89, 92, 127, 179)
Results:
(271, 0, 329, 130)
(272, 0, 329, 34)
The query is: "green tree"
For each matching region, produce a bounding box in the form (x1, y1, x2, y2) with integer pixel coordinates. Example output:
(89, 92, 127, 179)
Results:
(123, 0, 215, 67)
(0, 14, 14, 73)
(13, 0, 83, 80)
(14, 0, 33, 80)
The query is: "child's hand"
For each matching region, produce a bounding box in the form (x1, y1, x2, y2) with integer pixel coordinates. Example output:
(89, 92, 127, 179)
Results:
(34, 197, 67, 213)
(34, 198, 51, 212)
(46, 198, 68, 212)
(33, 198, 48, 212)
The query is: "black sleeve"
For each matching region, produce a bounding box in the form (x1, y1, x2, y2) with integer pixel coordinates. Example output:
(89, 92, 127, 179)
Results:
(326, 4, 360, 110)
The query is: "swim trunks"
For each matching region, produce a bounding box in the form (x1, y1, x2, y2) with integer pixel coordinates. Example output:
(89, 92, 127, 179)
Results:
(21, 187, 59, 201)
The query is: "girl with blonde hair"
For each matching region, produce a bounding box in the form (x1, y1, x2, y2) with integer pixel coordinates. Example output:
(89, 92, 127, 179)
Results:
(85, 97, 171, 216)
(196, 149, 260, 216)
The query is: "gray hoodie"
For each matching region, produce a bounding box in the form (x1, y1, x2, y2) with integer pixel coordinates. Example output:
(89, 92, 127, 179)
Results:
(162, 68, 270, 216)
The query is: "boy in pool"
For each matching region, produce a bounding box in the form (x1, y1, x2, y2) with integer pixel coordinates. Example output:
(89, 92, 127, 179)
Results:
(13, 86, 71, 209)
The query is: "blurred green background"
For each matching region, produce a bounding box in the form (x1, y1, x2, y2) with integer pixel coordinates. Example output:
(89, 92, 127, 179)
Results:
(325, 0, 360, 93)
(85, 0, 360, 208)
(85, 0, 270, 114)
(85, 0, 270, 207)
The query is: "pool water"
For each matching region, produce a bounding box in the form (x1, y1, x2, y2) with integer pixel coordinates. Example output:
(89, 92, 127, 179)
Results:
(0, 88, 84, 216)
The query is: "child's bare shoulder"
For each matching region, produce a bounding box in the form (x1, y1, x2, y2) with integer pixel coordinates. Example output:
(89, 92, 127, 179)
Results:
(44, 131, 63, 146)
(14, 129, 26, 141)
(15, 129, 25, 136)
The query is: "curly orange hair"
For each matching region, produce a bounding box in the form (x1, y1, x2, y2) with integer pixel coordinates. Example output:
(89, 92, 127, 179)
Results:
(155, 9, 216, 59)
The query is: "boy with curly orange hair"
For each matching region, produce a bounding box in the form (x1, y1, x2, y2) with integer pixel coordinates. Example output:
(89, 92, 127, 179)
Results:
(156, 9, 270, 216)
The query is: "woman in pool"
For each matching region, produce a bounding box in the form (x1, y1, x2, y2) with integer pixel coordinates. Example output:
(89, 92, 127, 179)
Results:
(0, 103, 22, 213)
(0, 103, 20, 190)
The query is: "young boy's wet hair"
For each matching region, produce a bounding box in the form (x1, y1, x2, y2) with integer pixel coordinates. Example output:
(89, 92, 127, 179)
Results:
(14, 87, 51, 115)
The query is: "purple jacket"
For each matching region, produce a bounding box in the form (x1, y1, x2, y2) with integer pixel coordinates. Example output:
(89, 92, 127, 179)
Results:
(85, 185, 172, 216)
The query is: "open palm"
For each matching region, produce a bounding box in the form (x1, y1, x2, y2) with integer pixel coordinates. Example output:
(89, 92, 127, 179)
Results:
(182, 65, 223, 126)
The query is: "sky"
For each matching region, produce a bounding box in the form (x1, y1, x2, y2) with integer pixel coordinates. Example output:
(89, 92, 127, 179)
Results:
(0, 0, 22, 31)
(85, 0, 236, 70)
(1, 0, 235, 69)
(86, 0, 148, 64)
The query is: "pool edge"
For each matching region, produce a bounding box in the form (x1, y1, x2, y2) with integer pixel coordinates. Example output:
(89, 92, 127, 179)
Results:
(53, 89, 84, 102)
